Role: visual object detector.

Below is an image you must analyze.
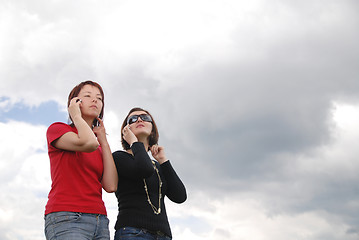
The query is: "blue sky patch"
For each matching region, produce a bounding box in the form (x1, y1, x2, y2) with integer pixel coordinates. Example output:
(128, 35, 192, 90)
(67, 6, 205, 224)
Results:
(0, 98, 68, 126)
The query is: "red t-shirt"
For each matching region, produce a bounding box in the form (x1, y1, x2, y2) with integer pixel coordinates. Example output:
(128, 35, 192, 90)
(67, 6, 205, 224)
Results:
(45, 122, 107, 215)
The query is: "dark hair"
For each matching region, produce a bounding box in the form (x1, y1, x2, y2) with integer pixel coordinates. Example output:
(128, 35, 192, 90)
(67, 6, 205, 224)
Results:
(67, 80, 105, 127)
(121, 107, 159, 150)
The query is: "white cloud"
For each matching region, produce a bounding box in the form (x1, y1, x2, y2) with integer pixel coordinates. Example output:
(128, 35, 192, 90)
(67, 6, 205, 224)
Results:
(168, 191, 358, 240)
(1, 0, 359, 239)
(289, 102, 359, 182)
(0, 120, 49, 239)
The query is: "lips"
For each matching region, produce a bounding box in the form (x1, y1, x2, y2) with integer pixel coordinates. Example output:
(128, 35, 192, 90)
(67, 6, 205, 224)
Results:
(90, 105, 98, 109)
(136, 124, 145, 128)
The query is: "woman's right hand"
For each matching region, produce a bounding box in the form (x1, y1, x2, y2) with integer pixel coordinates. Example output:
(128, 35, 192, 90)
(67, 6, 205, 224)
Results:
(122, 125, 138, 146)
(68, 97, 82, 121)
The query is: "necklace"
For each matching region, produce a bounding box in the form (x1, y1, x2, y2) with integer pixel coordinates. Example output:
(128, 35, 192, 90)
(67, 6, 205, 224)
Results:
(143, 160, 162, 215)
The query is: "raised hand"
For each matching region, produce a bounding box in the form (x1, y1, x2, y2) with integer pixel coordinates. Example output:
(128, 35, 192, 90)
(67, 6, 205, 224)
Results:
(93, 118, 107, 144)
(68, 97, 82, 121)
(150, 145, 168, 164)
(122, 125, 138, 146)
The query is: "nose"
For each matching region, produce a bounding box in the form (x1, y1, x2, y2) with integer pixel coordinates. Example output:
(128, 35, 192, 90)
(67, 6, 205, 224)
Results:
(136, 117, 143, 123)
(92, 98, 97, 102)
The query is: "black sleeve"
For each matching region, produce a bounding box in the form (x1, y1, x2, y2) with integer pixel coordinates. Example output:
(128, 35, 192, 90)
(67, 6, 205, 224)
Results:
(161, 161, 187, 203)
(112, 142, 154, 179)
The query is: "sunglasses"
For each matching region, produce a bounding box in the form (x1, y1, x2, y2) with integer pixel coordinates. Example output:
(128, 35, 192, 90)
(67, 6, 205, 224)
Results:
(127, 114, 153, 125)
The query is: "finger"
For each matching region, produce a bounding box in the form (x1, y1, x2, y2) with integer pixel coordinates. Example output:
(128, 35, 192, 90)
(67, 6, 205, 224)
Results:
(97, 117, 103, 126)
(151, 150, 156, 157)
(151, 146, 158, 155)
(71, 97, 81, 103)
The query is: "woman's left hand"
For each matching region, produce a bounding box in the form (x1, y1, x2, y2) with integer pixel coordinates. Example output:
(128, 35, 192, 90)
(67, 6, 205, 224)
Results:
(93, 118, 107, 143)
(150, 145, 168, 164)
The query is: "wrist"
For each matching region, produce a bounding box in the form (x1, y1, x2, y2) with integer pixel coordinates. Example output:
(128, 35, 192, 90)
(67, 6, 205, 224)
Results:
(159, 160, 168, 165)
(98, 138, 109, 147)
(71, 115, 83, 124)
(158, 158, 168, 164)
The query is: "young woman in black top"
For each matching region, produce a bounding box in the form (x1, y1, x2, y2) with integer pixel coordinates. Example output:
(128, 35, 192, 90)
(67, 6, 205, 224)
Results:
(112, 107, 187, 240)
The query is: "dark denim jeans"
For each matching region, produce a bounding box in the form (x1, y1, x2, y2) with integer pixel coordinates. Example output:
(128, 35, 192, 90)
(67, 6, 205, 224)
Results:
(114, 227, 172, 240)
(44, 211, 110, 240)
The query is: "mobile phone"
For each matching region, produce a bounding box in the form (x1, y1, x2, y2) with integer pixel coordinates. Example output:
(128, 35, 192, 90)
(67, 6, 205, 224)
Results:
(93, 119, 100, 127)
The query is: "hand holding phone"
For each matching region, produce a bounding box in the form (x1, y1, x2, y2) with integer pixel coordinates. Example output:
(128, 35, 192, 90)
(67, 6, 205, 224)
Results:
(122, 125, 138, 146)
(93, 117, 108, 144)
(68, 97, 82, 121)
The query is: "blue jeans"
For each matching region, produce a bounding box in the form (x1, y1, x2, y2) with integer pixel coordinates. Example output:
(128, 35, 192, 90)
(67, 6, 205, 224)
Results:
(114, 227, 172, 240)
(44, 211, 110, 240)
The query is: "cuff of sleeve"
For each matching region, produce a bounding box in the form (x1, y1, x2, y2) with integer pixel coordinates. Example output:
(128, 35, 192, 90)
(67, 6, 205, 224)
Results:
(160, 160, 171, 167)
(130, 142, 145, 153)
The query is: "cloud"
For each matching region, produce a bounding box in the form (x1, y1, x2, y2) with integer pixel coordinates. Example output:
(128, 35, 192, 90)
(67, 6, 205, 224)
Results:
(0, 120, 49, 239)
(1, 0, 359, 239)
(169, 190, 359, 240)
(161, 98, 359, 240)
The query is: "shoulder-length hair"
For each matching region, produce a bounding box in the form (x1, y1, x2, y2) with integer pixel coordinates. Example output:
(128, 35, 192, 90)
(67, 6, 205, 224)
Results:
(121, 107, 159, 150)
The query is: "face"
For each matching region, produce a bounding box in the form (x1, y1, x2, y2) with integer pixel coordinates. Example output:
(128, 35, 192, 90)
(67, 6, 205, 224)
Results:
(77, 84, 103, 119)
(127, 110, 153, 136)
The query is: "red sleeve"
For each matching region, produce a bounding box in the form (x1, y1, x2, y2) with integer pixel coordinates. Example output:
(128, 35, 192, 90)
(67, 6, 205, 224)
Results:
(46, 122, 76, 150)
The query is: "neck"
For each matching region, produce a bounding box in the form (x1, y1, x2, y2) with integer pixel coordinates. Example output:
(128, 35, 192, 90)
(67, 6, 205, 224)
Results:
(137, 135, 150, 151)
(83, 116, 95, 128)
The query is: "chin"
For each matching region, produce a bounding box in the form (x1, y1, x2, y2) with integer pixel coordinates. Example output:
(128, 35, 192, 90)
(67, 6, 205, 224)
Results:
(136, 130, 151, 137)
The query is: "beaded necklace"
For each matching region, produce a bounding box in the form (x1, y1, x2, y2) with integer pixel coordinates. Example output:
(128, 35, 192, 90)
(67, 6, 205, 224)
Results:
(143, 160, 162, 215)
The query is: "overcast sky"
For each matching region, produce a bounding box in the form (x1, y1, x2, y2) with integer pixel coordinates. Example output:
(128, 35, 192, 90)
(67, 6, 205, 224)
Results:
(1, 0, 359, 239)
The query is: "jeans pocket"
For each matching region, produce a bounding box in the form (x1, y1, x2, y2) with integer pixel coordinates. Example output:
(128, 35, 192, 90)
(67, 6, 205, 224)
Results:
(45, 212, 81, 230)
(118, 227, 145, 238)
(45, 212, 84, 240)
(54, 212, 81, 224)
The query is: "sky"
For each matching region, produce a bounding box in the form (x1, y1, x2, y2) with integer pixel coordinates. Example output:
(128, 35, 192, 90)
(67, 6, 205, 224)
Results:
(1, 0, 359, 239)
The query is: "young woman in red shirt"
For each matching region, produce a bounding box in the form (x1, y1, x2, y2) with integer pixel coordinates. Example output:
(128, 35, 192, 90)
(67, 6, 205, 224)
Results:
(44, 81, 118, 240)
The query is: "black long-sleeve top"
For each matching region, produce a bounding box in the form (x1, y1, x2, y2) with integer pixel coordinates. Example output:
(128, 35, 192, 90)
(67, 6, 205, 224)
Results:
(112, 142, 187, 237)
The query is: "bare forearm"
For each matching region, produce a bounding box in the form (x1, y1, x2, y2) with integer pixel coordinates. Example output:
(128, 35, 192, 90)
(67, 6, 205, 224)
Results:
(72, 116, 99, 150)
(100, 139, 118, 192)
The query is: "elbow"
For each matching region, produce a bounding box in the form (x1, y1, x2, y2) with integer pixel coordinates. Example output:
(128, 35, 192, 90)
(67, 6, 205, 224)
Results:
(170, 191, 187, 204)
(102, 176, 118, 193)
(177, 188, 187, 203)
(182, 194, 187, 203)
(103, 183, 118, 193)
(104, 186, 117, 193)
(178, 194, 187, 203)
